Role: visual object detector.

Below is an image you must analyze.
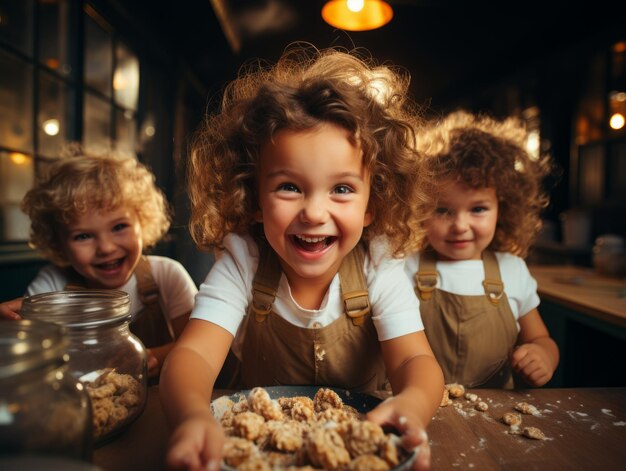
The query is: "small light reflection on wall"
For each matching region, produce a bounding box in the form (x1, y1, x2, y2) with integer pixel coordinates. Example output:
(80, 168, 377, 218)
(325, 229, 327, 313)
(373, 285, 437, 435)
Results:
(610, 113, 625, 130)
(42, 118, 60, 136)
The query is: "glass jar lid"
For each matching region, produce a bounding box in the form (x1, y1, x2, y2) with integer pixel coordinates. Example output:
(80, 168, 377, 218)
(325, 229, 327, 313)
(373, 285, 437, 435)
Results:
(0, 319, 68, 379)
(21, 290, 131, 329)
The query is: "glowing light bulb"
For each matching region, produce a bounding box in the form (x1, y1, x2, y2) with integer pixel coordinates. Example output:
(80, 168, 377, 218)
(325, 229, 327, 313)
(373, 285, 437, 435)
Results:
(609, 113, 625, 130)
(347, 0, 364, 12)
(42, 118, 60, 136)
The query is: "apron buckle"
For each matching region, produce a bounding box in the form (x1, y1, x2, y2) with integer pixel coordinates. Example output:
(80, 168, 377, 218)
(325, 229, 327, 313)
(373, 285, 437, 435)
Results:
(416, 270, 438, 301)
(482, 279, 504, 305)
(251, 283, 276, 322)
(251, 302, 272, 322)
(343, 290, 370, 326)
(139, 286, 159, 305)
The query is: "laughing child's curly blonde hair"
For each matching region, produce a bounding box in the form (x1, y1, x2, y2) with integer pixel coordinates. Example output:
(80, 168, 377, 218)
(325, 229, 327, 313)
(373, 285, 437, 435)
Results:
(415, 110, 554, 257)
(187, 45, 433, 257)
(21, 147, 171, 266)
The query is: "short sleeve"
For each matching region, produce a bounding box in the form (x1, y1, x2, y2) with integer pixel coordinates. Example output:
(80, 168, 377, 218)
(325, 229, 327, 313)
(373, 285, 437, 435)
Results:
(366, 240, 423, 341)
(191, 234, 258, 336)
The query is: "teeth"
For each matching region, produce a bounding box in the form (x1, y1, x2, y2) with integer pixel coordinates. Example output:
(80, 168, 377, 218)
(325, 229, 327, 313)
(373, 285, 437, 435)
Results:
(296, 235, 327, 243)
(99, 259, 121, 268)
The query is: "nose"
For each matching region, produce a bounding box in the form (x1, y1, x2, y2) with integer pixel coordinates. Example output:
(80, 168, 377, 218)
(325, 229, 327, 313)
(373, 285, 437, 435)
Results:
(450, 212, 469, 233)
(300, 195, 328, 225)
(96, 235, 116, 254)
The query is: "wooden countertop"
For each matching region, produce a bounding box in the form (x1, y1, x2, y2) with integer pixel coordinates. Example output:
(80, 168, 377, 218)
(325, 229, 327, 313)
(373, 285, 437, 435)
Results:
(529, 264, 626, 329)
(93, 386, 626, 471)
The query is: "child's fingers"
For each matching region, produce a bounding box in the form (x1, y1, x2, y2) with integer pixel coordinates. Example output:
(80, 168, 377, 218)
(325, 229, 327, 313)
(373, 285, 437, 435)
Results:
(198, 440, 222, 471)
(367, 399, 430, 469)
(0, 310, 21, 320)
(166, 418, 224, 471)
(525, 365, 550, 387)
(166, 439, 201, 470)
(365, 397, 395, 427)
(517, 357, 552, 386)
(511, 345, 528, 365)
(397, 424, 430, 471)
(0, 297, 23, 320)
(146, 353, 159, 377)
(166, 438, 220, 471)
(412, 436, 431, 471)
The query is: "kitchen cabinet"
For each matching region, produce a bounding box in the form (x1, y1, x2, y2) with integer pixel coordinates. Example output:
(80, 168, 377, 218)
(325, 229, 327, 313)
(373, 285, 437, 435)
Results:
(529, 264, 626, 387)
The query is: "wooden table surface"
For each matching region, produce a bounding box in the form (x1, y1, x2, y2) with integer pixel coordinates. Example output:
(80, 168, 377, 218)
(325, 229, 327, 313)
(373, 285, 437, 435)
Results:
(93, 386, 626, 471)
(528, 264, 626, 329)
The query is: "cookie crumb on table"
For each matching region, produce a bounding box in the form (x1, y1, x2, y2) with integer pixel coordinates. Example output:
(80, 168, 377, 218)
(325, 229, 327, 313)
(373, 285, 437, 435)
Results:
(515, 401, 540, 415)
(438, 386, 549, 442)
(501, 412, 522, 427)
(475, 401, 489, 412)
(446, 383, 465, 398)
(522, 426, 545, 440)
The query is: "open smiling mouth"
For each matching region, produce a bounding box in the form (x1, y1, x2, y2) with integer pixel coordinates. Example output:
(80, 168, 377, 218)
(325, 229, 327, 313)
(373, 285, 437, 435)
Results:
(292, 235, 337, 252)
(95, 258, 124, 270)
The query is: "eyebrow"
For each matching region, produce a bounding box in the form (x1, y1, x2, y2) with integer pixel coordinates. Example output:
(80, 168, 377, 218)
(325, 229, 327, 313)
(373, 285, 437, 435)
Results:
(67, 216, 131, 231)
(265, 169, 365, 181)
(438, 198, 494, 206)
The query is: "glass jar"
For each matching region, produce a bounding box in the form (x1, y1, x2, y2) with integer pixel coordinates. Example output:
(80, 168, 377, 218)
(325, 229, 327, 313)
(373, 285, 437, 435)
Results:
(20, 289, 148, 445)
(0, 319, 92, 460)
(592, 234, 626, 277)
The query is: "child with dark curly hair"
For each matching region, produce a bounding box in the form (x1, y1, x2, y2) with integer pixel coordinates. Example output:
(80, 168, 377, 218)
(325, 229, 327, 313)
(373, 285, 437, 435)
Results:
(0, 149, 197, 379)
(405, 110, 559, 389)
(160, 45, 443, 471)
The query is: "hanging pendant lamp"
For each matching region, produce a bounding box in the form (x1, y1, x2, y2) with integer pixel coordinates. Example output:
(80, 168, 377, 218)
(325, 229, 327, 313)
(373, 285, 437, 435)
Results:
(322, 0, 393, 32)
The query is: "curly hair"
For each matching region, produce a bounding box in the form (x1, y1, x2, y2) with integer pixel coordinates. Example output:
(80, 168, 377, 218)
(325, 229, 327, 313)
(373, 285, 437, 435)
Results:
(21, 147, 171, 266)
(187, 44, 433, 257)
(415, 110, 554, 257)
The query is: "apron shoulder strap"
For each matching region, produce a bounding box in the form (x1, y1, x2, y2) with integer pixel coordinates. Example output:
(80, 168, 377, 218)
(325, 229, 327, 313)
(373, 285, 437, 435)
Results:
(135, 255, 159, 307)
(415, 248, 438, 301)
(338, 243, 370, 326)
(133, 256, 175, 346)
(251, 239, 282, 323)
(135, 256, 160, 306)
(482, 250, 505, 305)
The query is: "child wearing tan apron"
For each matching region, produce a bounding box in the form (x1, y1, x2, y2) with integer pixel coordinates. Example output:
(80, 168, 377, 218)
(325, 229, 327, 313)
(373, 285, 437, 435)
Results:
(415, 249, 518, 388)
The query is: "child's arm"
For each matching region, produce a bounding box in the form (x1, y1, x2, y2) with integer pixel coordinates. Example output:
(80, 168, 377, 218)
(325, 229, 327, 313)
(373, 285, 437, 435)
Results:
(160, 318, 233, 471)
(367, 331, 444, 471)
(146, 312, 191, 377)
(0, 297, 23, 320)
(511, 308, 560, 387)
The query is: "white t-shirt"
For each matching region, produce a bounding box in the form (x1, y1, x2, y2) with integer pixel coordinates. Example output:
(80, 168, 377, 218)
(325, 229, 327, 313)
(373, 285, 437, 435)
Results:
(403, 251, 540, 322)
(27, 255, 198, 323)
(191, 234, 423, 358)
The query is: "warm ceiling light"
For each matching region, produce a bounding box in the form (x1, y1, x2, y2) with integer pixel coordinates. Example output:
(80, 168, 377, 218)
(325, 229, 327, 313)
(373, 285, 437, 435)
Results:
(322, 0, 393, 31)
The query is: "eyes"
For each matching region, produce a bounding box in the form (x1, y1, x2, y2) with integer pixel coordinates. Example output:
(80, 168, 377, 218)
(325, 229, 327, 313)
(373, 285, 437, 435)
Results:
(113, 222, 129, 232)
(275, 182, 354, 196)
(70, 222, 130, 242)
(434, 206, 490, 217)
(72, 233, 91, 241)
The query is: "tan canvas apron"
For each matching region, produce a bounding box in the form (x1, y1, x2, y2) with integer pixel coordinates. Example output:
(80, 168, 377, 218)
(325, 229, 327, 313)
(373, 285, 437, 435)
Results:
(65, 256, 175, 348)
(232, 240, 387, 392)
(415, 249, 518, 388)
